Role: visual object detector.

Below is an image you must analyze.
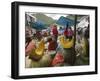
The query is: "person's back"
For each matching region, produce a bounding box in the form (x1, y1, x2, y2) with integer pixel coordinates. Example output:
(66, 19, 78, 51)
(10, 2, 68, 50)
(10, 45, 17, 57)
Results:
(64, 28, 68, 37)
(67, 28, 73, 37)
(52, 26, 58, 36)
(48, 40, 57, 51)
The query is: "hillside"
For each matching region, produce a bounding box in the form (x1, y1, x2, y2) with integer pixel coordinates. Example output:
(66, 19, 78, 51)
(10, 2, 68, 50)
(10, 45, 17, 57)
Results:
(32, 13, 56, 26)
(66, 15, 86, 21)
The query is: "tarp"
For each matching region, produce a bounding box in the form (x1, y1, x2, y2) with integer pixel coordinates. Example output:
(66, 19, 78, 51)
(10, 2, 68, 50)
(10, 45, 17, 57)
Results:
(32, 20, 46, 30)
(56, 16, 76, 27)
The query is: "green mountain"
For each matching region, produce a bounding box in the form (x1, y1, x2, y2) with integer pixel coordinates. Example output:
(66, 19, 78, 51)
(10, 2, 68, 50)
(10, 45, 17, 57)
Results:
(32, 13, 56, 26)
(66, 15, 86, 21)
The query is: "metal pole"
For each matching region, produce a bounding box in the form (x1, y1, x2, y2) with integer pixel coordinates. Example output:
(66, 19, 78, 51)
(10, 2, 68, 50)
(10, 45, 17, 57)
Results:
(74, 15, 77, 47)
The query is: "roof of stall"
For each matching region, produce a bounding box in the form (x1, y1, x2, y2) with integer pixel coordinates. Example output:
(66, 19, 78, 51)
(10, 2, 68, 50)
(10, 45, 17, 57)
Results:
(56, 16, 78, 27)
(32, 20, 46, 30)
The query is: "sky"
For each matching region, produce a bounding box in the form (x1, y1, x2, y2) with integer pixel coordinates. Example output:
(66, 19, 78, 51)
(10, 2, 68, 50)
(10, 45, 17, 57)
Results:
(45, 14, 67, 20)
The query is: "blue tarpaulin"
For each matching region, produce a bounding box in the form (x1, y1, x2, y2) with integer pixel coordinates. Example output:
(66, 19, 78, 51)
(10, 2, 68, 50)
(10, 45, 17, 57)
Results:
(32, 20, 46, 30)
(56, 16, 76, 27)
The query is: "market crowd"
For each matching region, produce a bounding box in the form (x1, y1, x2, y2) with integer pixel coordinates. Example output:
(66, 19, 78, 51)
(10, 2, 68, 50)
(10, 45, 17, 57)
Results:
(25, 24, 89, 68)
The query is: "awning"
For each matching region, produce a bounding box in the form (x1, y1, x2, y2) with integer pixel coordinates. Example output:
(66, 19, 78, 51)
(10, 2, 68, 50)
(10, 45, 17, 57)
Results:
(56, 16, 77, 27)
(32, 20, 46, 30)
